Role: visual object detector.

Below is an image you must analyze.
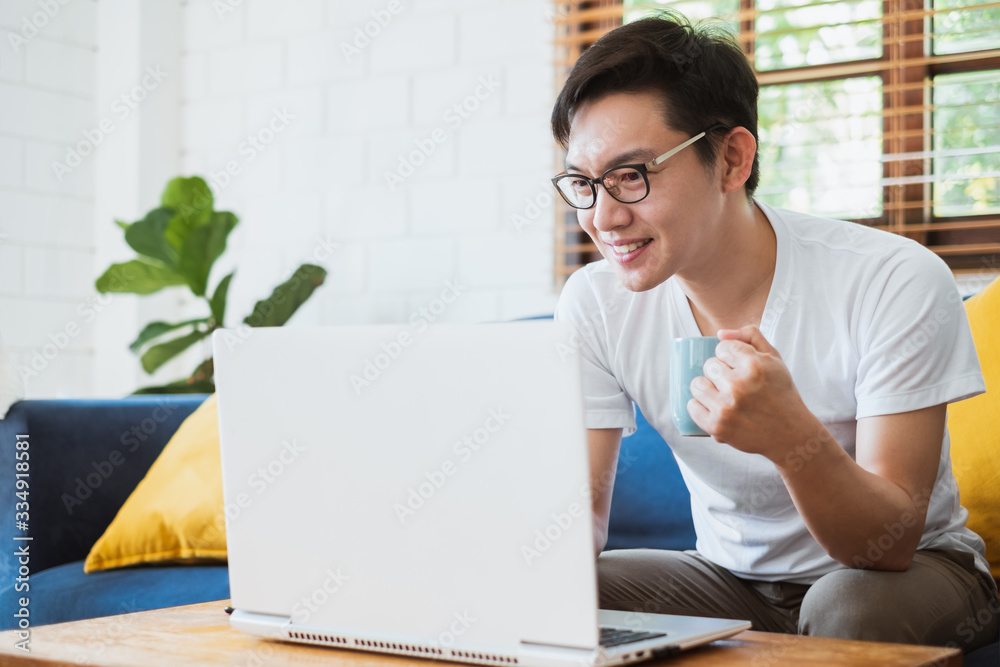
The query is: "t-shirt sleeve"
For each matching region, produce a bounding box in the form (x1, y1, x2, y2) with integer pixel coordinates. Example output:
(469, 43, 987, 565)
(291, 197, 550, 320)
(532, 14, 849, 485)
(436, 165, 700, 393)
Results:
(554, 269, 637, 435)
(854, 244, 985, 419)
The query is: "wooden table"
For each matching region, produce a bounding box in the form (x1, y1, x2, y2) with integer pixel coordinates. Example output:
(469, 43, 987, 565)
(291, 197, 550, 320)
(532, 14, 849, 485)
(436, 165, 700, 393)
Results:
(0, 600, 962, 667)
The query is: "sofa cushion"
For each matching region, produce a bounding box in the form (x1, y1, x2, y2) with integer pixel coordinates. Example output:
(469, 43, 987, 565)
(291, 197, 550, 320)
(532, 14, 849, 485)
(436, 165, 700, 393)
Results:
(85, 395, 226, 572)
(949, 276, 1000, 582)
(606, 406, 696, 551)
(0, 396, 208, 581)
(0, 560, 229, 630)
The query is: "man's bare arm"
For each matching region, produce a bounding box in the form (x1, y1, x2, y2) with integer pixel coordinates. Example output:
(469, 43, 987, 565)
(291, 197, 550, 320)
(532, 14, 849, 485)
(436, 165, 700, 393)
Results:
(775, 406, 945, 570)
(690, 325, 946, 571)
(588, 428, 622, 556)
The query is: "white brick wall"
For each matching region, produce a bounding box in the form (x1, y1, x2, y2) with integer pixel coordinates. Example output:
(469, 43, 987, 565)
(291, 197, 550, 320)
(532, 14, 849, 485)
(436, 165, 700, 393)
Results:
(183, 0, 559, 331)
(1, 0, 560, 399)
(0, 0, 98, 400)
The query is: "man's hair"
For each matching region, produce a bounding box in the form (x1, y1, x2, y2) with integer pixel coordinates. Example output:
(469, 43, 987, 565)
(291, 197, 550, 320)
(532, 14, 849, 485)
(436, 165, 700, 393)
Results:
(551, 12, 760, 196)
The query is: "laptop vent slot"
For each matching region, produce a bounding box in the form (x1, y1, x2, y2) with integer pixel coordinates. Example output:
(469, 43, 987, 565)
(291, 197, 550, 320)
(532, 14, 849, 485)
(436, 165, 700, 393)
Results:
(288, 630, 349, 645)
(354, 638, 444, 655)
(288, 631, 518, 664)
(450, 649, 519, 664)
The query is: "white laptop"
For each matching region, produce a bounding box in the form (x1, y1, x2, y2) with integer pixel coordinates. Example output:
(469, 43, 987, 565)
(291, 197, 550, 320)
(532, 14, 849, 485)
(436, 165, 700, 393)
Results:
(212, 321, 750, 666)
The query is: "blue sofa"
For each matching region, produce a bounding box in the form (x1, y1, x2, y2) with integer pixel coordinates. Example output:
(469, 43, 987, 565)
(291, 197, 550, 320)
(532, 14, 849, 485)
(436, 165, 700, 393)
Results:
(0, 396, 229, 628)
(0, 395, 995, 664)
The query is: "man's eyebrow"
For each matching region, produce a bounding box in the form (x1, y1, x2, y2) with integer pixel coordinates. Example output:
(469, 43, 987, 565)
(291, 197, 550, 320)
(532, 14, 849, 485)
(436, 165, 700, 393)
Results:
(564, 148, 656, 174)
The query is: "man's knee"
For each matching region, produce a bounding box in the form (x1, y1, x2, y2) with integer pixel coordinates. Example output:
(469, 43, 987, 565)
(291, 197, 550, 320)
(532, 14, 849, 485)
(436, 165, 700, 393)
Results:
(597, 550, 660, 611)
(799, 569, 920, 643)
(799, 564, 999, 649)
(596, 549, 698, 612)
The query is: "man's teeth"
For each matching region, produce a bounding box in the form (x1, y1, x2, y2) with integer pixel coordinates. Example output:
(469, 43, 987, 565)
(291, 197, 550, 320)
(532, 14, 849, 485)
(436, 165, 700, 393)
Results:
(611, 239, 651, 254)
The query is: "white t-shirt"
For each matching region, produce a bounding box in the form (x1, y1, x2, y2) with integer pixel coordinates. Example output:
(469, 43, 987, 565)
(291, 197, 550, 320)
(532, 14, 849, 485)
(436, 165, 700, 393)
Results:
(555, 201, 989, 583)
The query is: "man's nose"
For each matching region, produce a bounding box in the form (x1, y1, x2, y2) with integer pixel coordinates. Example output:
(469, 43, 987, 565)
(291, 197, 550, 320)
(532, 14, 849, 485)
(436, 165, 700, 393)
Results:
(590, 186, 631, 232)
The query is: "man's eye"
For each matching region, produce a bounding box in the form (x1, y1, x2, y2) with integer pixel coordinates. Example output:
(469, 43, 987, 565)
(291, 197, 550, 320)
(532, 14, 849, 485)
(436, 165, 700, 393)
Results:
(569, 178, 590, 191)
(620, 170, 642, 183)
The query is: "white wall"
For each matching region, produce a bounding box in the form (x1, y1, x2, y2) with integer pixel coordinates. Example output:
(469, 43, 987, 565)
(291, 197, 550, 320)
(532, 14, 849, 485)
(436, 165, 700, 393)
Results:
(0, 0, 560, 399)
(0, 0, 98, 399)
(181, 0, 559, 332)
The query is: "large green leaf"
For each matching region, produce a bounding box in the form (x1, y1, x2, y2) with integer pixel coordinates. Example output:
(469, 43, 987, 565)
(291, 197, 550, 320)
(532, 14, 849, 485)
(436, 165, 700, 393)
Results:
(132, 379, 215, 395)
(124, 207, 178, 267)
(243, 264, 327, 327)
(161, 176, 213, 224)
(162, 176, 215, 252)
(178, 211, 238, 297)
(189, 357, 215, 383)
(95, 260, 187, 295)
(140, 329, 211, 374)
(210, 271, 235, 326)
(129, 318, 210, 353)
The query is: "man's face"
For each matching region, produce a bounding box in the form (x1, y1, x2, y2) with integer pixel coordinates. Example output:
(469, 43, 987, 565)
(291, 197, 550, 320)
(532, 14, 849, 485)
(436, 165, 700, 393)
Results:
(564, 91, 725, 292)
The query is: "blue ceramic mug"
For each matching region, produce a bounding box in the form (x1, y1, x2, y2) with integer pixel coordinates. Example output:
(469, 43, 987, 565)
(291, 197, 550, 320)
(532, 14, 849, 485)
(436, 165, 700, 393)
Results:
(670, 336, 719, 437)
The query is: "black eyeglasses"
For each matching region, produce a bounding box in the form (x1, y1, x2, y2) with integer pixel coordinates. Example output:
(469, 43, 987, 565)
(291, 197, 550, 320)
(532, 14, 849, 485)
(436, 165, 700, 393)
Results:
(551, 124, 732, 210)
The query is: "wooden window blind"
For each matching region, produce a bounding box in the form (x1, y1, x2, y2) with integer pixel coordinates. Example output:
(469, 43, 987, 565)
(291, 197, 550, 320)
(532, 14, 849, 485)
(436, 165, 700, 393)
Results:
(552, 0, 1000, 285)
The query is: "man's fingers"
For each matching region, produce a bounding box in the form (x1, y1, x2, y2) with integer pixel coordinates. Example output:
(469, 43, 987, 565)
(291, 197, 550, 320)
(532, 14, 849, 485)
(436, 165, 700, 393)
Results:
(687, 396, 711, 432)
(717, 325, 778, 357)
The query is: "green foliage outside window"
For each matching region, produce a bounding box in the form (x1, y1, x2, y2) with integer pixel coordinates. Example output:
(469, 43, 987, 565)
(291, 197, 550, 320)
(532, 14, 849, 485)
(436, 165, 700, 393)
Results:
(622, 0, 1000, 220)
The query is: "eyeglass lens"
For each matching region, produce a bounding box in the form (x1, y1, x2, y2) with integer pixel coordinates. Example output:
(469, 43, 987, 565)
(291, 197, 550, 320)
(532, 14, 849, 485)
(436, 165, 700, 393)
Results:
(556, 166, 647, 209)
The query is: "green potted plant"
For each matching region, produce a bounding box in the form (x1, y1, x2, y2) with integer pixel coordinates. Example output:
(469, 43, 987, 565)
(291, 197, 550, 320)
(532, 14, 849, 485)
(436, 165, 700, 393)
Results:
(96, 176, 326, 393)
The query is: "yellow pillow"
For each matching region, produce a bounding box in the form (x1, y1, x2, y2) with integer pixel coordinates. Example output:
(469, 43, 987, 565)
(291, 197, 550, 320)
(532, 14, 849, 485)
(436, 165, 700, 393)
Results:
(84, 394, 226, 572)
(949, 276, 1000, 583)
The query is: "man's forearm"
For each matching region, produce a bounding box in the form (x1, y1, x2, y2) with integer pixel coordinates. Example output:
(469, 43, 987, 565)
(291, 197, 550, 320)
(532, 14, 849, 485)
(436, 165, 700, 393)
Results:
(773, 419, 928, 571)
(593, 515, 609, 557)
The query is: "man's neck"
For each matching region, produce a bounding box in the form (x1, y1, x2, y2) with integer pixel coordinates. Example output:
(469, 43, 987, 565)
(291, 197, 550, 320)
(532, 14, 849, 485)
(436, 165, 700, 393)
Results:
(675, 200, 777, 336)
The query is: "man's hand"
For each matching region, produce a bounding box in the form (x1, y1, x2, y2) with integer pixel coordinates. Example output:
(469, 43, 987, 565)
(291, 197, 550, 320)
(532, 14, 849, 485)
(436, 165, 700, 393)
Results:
(686, 327, 944, 571)
(687, 325, 818, 460)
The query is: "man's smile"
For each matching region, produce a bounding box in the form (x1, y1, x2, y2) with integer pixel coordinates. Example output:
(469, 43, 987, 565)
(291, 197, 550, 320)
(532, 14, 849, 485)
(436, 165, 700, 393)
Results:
(603, 237, 653, 263)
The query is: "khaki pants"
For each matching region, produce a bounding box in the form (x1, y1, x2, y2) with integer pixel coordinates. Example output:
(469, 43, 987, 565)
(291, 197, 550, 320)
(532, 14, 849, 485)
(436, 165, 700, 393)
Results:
(598, 548, 999, 654)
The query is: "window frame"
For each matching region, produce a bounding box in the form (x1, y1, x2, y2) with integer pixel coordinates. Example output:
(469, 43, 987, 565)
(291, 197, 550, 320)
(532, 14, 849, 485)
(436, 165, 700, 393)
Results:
(552, 0, 1000, 284)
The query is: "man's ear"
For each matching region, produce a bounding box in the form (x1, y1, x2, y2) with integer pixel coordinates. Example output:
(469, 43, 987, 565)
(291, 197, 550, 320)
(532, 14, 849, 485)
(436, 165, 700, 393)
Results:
(719, 127, 756, 194)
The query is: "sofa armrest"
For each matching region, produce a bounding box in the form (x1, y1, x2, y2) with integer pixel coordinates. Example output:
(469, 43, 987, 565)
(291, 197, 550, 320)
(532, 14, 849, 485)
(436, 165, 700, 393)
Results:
(606, 406, 697, 551)
(0, 395, 208, 579)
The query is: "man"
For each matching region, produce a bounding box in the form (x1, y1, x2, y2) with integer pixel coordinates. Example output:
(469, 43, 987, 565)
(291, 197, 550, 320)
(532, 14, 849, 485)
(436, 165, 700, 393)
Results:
(550, 12, 998, 651)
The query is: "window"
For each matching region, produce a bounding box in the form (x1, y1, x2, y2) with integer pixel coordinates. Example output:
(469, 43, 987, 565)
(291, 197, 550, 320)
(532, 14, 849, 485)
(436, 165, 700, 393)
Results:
(553, 0, 1000, 283)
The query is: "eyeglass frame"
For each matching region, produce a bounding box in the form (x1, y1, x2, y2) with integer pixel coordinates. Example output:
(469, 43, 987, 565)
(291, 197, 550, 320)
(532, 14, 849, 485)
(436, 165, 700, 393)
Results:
(550, 123, 733, 210)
